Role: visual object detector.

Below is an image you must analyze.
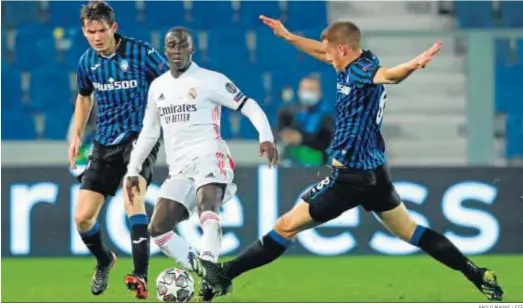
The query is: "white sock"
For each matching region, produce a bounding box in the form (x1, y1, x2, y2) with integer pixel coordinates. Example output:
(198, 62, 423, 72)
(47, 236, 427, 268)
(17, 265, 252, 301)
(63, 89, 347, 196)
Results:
(199, 211, 222, 263)
(153, 231, 196, 271)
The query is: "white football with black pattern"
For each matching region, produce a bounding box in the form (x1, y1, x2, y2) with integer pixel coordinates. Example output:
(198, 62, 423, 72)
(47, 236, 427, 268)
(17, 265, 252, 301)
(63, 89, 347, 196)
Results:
(156, 267, 195, 302)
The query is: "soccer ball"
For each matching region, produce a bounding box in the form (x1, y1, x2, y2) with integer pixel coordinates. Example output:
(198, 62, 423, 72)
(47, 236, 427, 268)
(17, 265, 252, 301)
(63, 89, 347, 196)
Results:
(155, 267, 195, 302)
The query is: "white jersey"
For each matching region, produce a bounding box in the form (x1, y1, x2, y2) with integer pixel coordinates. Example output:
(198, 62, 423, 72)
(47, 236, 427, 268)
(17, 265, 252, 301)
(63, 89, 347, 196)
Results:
(127, 63, 254, 176)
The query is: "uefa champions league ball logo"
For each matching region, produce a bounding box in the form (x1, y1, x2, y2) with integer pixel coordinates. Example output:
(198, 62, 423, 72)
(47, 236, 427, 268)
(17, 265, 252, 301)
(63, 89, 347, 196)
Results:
(69, 163, 87, 178)
(69, 143, 94, 178)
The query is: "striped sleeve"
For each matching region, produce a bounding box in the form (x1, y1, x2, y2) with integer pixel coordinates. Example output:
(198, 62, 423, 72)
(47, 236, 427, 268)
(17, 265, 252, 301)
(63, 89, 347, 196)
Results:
(348, 59, 380, 85)
(76, 52, 93, 96)
(142, 42, 169, 83)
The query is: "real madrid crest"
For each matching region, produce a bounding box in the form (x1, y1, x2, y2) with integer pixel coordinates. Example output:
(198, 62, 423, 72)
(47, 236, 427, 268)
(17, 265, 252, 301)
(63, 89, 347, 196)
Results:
(188, 88, 197, 100)
(119, 59, 129, 72)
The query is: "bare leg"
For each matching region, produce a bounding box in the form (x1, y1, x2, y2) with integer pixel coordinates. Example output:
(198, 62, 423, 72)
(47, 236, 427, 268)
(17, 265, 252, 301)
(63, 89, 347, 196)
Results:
(74, 189, 116, 296)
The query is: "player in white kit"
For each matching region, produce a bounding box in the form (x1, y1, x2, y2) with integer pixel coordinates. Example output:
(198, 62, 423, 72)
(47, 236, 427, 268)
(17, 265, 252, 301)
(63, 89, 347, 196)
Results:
(125, 27, 278, 302)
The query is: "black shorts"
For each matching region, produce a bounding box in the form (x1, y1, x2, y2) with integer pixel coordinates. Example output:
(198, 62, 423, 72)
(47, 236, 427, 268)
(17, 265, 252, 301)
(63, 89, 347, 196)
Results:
(78, 134, 161, 197)
(302, 163, 401, 223)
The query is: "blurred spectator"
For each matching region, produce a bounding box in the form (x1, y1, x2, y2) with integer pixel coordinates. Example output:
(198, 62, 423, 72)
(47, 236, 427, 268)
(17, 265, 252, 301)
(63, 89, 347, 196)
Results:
(280, 85, 295, 105)
(277, 75, 333, 166)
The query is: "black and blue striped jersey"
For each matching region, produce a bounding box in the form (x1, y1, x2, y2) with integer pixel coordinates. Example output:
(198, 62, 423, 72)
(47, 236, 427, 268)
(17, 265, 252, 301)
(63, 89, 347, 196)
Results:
(77, 33, 169, 146)
(326, 50, 387, 170)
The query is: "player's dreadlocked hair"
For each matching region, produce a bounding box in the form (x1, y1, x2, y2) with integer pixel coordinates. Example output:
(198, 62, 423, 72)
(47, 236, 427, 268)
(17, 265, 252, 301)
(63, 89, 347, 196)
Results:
(320, 21, 361, 51)
(80, 1, 115, 26)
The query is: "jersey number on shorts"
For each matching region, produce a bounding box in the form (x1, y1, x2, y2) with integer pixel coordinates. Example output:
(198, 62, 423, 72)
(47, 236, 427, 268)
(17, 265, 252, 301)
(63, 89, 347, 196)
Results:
(311, 176, 331, 194)
(376, 91, 387, 125)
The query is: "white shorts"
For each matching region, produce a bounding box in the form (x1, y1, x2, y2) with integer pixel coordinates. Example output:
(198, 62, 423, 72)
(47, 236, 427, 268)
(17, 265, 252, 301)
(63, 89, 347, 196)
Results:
(159, 152, 237, 214)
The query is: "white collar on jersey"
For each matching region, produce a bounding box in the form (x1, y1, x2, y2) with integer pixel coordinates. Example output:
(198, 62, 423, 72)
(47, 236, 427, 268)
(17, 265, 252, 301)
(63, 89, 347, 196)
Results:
(171, 62, 200, 79)
(186, 62, 199, 73)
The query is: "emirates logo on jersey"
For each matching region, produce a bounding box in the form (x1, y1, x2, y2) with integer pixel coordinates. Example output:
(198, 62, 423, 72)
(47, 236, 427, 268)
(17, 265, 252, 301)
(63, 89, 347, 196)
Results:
(158, 104, 197, 116)
(158, 104, 197, 124)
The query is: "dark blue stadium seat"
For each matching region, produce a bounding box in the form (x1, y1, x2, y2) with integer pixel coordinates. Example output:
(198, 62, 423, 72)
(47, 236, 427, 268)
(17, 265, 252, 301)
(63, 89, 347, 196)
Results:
(47, 1, 86, 27)
(55, 27, 89, 70)
(284, 1, 327, 30)
(29, 66, 72, 111)
(3, 1, 41, 28)
(262, 104, 279, 127)
(143, 1, 187, 29)
(495, 64, 523, 114)
(500, 1, 523, 28)
(256, 30, 299, 69)
(47, 1, 138, 29)
(107, 1, 140, 30)
(505, 114, 523, 158)
(2, 111, 37, 140)
(518, 39, 523, 63)
(44, 112, 71, 139)
(218, 65, 266, 103)
(454, 1, 495, 28)
(15, 25, 56, 70)
(238, 116, 259, 139)
(2, 65, 23, 111)
(192, 1, 235, 28)
(124, 27, 152, 43)
(206, 29, 251, 68)
(237, 1, 282, 29)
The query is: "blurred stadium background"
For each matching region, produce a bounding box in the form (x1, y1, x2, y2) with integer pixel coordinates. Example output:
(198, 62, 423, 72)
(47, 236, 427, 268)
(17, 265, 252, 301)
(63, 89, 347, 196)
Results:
(2, 0, 523, 303)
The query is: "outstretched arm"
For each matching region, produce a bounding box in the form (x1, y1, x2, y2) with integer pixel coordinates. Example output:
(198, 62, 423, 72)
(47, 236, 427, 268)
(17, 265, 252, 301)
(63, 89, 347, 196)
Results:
(260, 15, 328, 64)
(373, 41, 442, 84)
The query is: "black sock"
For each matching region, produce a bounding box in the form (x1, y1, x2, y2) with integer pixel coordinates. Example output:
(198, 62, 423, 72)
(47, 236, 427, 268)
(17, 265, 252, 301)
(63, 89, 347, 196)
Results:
(411, 226, 480, 281)
(80, 222, 112, 267)
(223, 230, 292, 279)
(129, 214, 150, 279)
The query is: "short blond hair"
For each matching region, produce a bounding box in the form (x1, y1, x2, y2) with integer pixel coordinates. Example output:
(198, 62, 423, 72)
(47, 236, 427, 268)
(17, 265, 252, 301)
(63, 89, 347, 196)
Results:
(320, 21, 361, 50)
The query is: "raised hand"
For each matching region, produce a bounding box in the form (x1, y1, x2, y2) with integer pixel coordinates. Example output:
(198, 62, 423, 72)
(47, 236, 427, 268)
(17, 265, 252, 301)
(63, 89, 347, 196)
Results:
(408, 41, 443, 70)
(259, 15, 291, 40)
(259, 141, 279, 167)
(125, 175, 141, 204)
(68, 136, 82, 169)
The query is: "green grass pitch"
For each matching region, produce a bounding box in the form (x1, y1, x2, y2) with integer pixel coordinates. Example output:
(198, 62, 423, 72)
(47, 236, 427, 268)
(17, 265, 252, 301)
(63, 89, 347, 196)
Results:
(2, 255, 522, 302)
